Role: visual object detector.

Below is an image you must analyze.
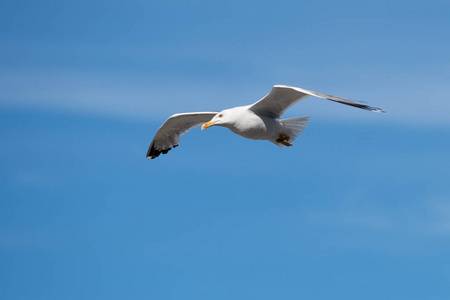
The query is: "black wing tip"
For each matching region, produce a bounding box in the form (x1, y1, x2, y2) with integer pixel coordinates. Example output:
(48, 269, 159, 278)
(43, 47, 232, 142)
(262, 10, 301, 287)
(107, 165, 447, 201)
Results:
(312, 91, 385, 114)
(146, 143, 179, 160)
(335, 99, 385, 114)
(360, 104, 386, 114)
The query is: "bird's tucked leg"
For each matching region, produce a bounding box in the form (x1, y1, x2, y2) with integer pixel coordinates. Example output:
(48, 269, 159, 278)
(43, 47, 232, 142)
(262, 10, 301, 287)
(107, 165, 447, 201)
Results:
(276, 134, 292, 147)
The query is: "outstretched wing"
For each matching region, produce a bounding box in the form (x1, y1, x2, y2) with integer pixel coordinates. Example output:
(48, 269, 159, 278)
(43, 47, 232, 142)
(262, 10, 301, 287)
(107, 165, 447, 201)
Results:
(249, 85, 384, 119)
(147, 112, 218, 159)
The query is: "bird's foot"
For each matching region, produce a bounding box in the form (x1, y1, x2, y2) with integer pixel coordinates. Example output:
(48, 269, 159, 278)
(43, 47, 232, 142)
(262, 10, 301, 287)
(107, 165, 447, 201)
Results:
(276, 134, 292, 147)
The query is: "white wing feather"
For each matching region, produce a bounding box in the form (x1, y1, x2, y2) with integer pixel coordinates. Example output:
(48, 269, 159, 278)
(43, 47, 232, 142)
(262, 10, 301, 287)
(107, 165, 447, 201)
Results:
(250, 85, 384, 119)
(147, 112, 218, 159)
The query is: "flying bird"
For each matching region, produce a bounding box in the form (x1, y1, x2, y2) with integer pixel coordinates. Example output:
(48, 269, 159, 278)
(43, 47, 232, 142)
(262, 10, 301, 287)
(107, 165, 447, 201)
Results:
(146, 85, 384, 159)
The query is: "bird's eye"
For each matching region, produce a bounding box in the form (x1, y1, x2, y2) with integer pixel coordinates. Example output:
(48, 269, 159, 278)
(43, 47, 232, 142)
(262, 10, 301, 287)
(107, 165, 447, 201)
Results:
(218, 114, 223, 118)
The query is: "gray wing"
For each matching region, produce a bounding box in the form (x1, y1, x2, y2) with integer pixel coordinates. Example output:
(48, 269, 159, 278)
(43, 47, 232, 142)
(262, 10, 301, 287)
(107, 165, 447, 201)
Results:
(249, 85, 384, 119)
(147, 112, 218, 159)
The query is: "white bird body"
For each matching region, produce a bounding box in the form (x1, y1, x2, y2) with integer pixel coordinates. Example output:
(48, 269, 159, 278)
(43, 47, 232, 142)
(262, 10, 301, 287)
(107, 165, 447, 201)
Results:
(231, 112, 279, 141)
(213, 106, 279, 141)
(146, 85, 384, 159)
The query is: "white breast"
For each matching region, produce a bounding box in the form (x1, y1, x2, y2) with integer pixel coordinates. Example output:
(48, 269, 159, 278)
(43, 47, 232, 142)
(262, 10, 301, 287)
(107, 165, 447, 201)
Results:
(227, 109, 280, 140)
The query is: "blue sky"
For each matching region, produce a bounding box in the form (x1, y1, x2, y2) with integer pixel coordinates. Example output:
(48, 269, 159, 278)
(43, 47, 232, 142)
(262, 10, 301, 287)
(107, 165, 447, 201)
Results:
(1, 0, 450, 299)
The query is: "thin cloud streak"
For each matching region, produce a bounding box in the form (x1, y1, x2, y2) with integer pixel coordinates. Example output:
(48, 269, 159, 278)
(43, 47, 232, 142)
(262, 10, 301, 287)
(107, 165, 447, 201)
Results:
(427, 198, 450, 235)
(0, 228, 53, 250)
(1, 37, 449, 125)
(305, 196, 450, 238)
(2, 67, 449, 126)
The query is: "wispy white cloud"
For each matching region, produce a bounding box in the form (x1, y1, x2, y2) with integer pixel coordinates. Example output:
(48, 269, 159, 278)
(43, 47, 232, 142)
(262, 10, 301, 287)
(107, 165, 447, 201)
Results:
(8, 170, 49, 189)
(1, 41, 450, 125)
(306, 189, 393, 231)
(0, 228, 53, 249)
(0, 68, 240, 121)
(2, 65, 449, 127)
(306, 191, 450, 238)
(309, 210, 392, 230)
(426, 198, 450, 235)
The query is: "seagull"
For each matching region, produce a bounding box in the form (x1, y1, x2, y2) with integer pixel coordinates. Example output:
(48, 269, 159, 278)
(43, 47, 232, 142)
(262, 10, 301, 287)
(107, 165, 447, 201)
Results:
(146, 85, 384, 159)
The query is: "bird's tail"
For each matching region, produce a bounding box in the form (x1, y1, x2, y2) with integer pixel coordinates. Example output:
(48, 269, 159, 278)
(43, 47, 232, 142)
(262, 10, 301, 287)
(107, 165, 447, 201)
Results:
(276, 116, 310, 147)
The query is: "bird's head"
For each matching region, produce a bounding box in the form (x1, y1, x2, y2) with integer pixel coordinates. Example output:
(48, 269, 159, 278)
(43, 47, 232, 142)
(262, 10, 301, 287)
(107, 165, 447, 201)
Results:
(201, 109, 233, 130)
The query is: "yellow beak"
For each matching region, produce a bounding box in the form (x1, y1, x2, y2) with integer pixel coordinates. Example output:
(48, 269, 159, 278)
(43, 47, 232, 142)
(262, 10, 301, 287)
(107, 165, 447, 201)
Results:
(201, 121, 216, 130)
